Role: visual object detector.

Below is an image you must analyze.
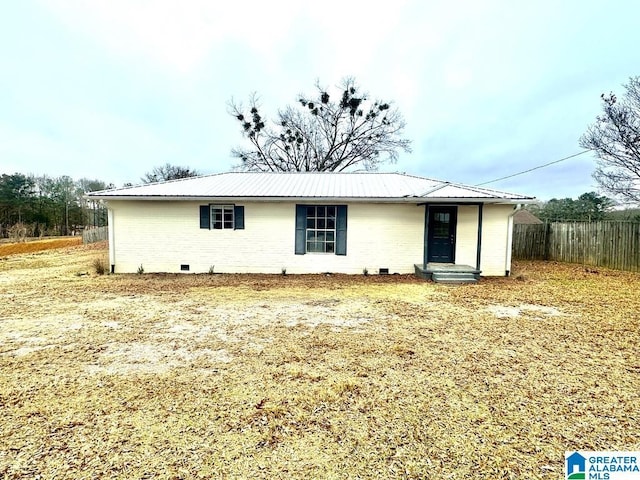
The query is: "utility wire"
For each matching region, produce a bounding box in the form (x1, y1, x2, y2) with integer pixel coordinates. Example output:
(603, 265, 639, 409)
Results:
(475, 149, 592, 186)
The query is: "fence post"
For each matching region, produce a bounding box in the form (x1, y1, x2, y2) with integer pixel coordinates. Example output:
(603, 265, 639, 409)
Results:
(543, 222, 551, 261)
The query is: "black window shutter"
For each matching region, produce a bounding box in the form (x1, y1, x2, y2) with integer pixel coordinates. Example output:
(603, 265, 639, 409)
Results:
(234, 205, 245, 230)
(199, 205, 210, 229)
(336, 205, 347, 255)
(295, 205, 306, 255)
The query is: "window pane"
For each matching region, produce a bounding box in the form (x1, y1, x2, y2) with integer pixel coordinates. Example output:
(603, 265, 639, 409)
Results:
(327, 217, 335, 229)
(434, 224, 447, 237)
(307, 218, 315, 229)
(327, 206, 336, 217)
(433, 212, 450, 237)
(317, 206, 325, 217)
(307, 206, 316, 217)
(307, 231, 316, 241)
(326, 242, 335, 253)
(223, 210, 233, 228)
(212, 207, 222, 229)
(326, 231, 335, 242)
(317, 218, 326, 229)
(307, 241, 321, 253)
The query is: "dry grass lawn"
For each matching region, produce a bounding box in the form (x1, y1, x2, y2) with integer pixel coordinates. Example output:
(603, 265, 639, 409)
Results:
(0, 242, 639, 479)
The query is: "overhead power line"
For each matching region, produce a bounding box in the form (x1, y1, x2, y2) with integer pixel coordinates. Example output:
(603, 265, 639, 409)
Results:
(475, 149, 592, 186)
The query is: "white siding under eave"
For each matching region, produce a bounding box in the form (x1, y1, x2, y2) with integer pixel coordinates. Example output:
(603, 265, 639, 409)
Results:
(452, 204, 514, 276)
(454, 205, 479, 267)
(108, 208, 115, 270)
(479, 204, 515, 276)
(107, 201, 424, 274)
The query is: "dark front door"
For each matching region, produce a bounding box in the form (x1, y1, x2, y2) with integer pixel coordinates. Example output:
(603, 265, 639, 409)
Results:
(427, 206, 457, 263)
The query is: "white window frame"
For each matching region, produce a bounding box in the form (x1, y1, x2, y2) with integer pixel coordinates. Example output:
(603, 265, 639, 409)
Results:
(211, 205, 235, 230)
(305, 205, 336, 253)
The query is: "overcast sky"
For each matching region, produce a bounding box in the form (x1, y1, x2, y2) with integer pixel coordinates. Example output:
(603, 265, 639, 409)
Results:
(2, 1, 639, 200)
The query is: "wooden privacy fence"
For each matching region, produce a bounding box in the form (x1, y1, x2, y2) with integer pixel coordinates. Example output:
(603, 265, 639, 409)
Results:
(512, 221, 640, 272)
(82, 226, 108, 244)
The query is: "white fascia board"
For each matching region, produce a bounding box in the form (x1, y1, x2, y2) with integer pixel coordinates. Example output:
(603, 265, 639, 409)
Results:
(95, 195, 533, 204)
(418, 198, 535, 205)
(95, 195, 427, 203)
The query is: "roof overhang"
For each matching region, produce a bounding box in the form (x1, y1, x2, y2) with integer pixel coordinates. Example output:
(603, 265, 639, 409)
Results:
(91, 195, 534, 205)
(85, 172, 536, 204)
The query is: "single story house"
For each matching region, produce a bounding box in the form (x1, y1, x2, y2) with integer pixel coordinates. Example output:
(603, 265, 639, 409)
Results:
(87, 172, 534, 279)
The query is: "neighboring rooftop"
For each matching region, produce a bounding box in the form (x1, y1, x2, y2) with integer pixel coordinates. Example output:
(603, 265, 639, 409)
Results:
(87, 172, 535, 203)
(513, 209, 544, 224)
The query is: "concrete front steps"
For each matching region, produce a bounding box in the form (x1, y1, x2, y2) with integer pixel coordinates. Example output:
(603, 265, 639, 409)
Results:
(431, 271, 478, 284)
(414, 263, 481, 284)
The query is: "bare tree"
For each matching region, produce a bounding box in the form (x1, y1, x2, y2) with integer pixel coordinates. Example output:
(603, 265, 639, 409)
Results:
(141, 164, 200, 183)
(580, 76, 640, 203)
(229, 77, 411, 172)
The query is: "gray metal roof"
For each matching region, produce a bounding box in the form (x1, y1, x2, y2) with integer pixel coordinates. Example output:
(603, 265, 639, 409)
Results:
(88, 172, 534, 203)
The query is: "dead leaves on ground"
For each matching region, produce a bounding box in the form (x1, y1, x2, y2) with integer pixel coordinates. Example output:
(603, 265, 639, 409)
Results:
(0, 247, 639, 479)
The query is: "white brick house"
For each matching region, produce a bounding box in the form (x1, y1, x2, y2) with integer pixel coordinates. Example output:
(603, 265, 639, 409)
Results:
(87, 172, 534, 277)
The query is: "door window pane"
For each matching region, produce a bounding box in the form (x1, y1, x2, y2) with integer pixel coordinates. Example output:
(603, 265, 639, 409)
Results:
(433, 213, 450, 237)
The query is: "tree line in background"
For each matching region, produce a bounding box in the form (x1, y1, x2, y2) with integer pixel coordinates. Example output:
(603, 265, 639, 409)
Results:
(0, 165, 201, 240)
(0, 163, 198, 240)
(525, 191, 640, 222)
(0, 173, 111, 239)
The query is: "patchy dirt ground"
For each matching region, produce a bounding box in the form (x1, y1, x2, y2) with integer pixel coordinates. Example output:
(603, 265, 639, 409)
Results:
(0, 237, 81, 256)
(0, 242, 639, 479)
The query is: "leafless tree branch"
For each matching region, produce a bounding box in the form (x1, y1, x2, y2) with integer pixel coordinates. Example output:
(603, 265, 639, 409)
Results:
(228, 78, 411, 172)
(580, 76, 640, 203)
